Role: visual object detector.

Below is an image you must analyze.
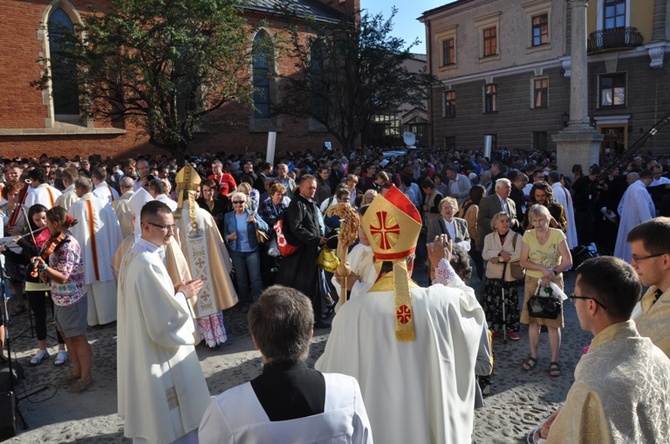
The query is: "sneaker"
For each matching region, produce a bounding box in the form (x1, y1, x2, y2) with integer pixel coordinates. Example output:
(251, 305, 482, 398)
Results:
(30, 349, 49, 366)
(506, 332, 520, 341)
(54, 350, 68, 366)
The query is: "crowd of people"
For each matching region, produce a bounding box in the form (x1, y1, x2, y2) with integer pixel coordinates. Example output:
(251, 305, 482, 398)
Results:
(0, 144, 669, 442)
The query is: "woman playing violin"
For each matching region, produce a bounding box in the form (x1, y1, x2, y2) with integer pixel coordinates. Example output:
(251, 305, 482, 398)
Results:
(31, 206, 92, 393)
(0, 204, 68, 366)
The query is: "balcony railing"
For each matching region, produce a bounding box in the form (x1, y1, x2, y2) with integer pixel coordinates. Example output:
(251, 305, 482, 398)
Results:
(588, 27, 644, 53)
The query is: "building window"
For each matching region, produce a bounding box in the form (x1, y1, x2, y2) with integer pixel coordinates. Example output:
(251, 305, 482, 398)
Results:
(604, 0, 625, 29)
(444, 90, 456, 118)
(475, 12, 500, 60)
(484, 84, 497, 113)
(483, 27, 497, 57)
(533, 78, 548, 108)
(252, 31, 273, 119)
(532, 14, 549, 46)
(48, 8, 80, 116)
(444, 136, 456, 151)
(442, 38, 455, 65)
(533, 131, 548, 150)
(599, 73, 626, 107)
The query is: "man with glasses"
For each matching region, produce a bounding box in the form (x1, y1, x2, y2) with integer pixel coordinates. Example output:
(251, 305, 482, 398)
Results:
(538, 256, 670, 442)
(117, 200, 210, 444)
(627, 217, 670, 358)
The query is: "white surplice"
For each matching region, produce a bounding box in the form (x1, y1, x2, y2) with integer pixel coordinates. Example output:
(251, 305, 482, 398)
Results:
(332, 242, 378, 313)
(111, 190, 135, 239)
(69, 192, 123, 325)
(551, 182, 578, 249)
(93, 181, 119, 206)
(24, 183, 61, 209)
(316, 263, 485, 444)
(117, 238, 210, 444)
(614, 180, 655, 262)
(199, 373, 372, 444)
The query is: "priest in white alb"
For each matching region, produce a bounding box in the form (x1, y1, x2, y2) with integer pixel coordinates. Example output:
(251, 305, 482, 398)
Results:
(117, 200, 210, 444)
(69, 177, 123, 326)
(316, 185, 486, 444)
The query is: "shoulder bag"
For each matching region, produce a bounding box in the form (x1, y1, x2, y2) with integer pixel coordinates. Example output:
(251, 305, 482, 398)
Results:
(527, 284, 562, 319)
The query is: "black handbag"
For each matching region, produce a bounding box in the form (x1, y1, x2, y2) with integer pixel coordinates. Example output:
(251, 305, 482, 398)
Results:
(527, 284, 562, 319)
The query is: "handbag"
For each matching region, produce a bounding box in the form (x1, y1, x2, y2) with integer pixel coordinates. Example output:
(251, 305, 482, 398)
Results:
(509, 233, 525, 281)
(527, 284, 562, 319)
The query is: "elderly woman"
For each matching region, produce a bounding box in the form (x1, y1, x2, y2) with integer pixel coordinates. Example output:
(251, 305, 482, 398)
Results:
(522, 181, 567, 232)
(482, 212, 523, 341)
(223, 192, 269, 304)
(519, 204, 572, 377)
(426, 196, 470, 252)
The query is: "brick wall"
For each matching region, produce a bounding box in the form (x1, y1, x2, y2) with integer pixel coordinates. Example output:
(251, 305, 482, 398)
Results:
(0, 0, 338, 160)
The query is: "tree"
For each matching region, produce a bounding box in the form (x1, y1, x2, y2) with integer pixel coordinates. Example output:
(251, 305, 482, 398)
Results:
(35, 0, 253, 159)
(278, 8, 438, 154)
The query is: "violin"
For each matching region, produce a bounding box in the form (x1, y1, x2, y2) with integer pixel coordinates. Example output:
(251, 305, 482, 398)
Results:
(30, 232, 66, 278)
(7, 179, 30, 231)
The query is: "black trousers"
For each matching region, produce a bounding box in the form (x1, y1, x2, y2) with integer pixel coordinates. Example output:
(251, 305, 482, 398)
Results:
(26, 290, 64, 344)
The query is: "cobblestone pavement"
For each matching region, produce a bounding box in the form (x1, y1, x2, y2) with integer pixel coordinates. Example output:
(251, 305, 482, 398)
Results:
(3, 269, 587, 443)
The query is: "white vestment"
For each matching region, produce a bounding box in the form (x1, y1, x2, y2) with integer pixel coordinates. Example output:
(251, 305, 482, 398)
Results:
(332, 243, 378, 313)
(199, 373, 373, 444)
(117, 238, 210, 444)
(93, 182, 119, 206)
(614, 180, 655, 262)
(551, 182, 578, 249)
(174, 202, 238, 347)
(24, 183, 61, 209)
(69, 192, 123, 325)
(54, 184, 79, 211)
(316, 268, 486, 444)
(547, 321, 670, 443)
(155, 194, 178, 212)
(111, 191, 135, 239)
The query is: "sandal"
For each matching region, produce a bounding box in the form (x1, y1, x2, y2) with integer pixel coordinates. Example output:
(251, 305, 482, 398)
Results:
(549, 361, 561, 377)
(56, 372, 80, 388)
(68, 378, 93, 393)
(522, 356, 538, 371)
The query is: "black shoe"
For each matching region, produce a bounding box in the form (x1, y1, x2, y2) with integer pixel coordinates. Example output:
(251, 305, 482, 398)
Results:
(314, 320, 331, 329)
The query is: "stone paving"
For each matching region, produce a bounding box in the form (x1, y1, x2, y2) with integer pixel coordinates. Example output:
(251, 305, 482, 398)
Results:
(2, 269, 588, 443)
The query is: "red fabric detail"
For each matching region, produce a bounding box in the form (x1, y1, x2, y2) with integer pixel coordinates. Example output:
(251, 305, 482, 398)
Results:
(396, 304, 412, 324)
(384, 185, 421, 224)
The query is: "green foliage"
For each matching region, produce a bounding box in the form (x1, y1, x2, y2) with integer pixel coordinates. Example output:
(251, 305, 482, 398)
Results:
(278, 7, 438, 153)
(35, 0, 253, 157)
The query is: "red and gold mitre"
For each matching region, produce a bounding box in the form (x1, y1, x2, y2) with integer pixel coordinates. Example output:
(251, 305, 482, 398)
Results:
(362, 185, 422, 341)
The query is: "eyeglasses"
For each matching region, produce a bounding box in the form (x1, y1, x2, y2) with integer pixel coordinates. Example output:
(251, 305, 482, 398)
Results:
(569, 293, 608, 310)
(631, 253, 667, 262)
(148, 222, 176, 231)
(232, 201, 246, 205)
